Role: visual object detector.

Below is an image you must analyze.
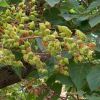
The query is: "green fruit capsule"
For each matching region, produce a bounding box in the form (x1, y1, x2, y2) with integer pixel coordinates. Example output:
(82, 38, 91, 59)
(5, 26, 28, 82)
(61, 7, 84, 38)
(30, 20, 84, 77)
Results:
(19, 24, 24, 29)
(43, 36, 49, 41)
(31, 6, 35, 10)
(60, 32, 66, 37)
(15, 61, 23, 67)
(29, 21, 35, 30)
(44, 29, 51, 35)
(76, 30, 86, 40)
(39, 23, 46, 31)
(29, 59, 34, 65)
(6, 16, 12, 21)
(29, 15, 36, 21)
(21, 50, 26, 54)
(5, 9, 11, 15)
(54, 65, 59, 69)
(19, 30, 27, 35)
(63, 58, 69, 64)
(18, 2, 24, 8)
(4, 30, 10, 34)
(20, 45, 25, 50)
(48, 35, 55, 40)
(15, 36, 19, 40)
(13, 42, 19, 47)
(56, 55, 62, 60)
(34, 30, 40, 35)
(28, 51, 33, 56)
(0, 50, 3, 58)
(53, 31, 58, 37)
(24, 41, 31, 48)
(31, 0, 36, 3)
(64, 38, 74, 43)
(45, 21, 51, 29)
(29, 30, 33, 35)
(58, 26, 72, 37)
(21, 17, 29, 23)
(11, 6, 15, 11)
(3, 34, 9, 39)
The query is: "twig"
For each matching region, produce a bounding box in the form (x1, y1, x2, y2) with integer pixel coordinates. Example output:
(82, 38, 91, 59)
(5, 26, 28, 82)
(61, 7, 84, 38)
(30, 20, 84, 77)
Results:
(21, 35, 41, 40)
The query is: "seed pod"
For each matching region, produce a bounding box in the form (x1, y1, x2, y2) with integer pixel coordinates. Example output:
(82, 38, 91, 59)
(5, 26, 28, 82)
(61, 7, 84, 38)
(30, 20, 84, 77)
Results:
(63, 58, 69, 64)
(29, 15, 36, 21)
(19, 24, 24, 29)
(13, 42, 19, 47)
(45, 21, 51, 29)
(18, 2, 25, 8)
(44, 29, 51, 36)
(39, 23, 46, 31)
(58, 25, 72, 37)
(6, 16, 12, 21)
(29, 21, 35, 30)
(5, 9, 11, 15)
(21, 17, 29, 23)
(24, 41, 31, 48)
(11, 6, 15, 11)
(76, 30, 86, 40)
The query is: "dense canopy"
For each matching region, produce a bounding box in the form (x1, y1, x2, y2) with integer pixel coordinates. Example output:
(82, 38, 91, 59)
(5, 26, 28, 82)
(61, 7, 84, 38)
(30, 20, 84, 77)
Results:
(0, 0, 100, 100)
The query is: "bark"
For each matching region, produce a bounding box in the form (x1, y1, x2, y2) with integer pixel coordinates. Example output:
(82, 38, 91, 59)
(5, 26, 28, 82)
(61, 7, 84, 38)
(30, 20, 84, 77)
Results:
(0, 53, 50, 89)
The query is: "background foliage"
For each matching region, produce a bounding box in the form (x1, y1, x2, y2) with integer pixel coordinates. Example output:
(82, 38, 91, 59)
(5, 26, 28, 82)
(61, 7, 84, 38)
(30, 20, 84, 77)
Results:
(0, 0, 100, 100)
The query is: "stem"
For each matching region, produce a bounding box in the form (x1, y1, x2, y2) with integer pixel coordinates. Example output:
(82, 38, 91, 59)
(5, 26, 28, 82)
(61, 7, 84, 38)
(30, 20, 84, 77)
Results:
(21, 35, 41, 40)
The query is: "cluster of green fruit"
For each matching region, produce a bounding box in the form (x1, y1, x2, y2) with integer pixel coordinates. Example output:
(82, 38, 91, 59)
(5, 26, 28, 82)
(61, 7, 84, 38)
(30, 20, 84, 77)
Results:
(1, 24, 20, 48)
(37, 22, 61, 55)
(54, 55, 69, 75)
(20, 41, 45, 68)
(1, 0, 37, 48)
(38, 23, 96, 63)
(34, 22, 96, 73)
(0, 0, 96, 76)
(57, 26, 95, 63)
(0, 0, 44, 70)
(0, 49, 23, 67)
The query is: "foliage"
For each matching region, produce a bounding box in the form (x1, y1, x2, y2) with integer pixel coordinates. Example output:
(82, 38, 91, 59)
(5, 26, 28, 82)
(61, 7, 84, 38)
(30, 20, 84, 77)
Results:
(0, 0, 100, 100)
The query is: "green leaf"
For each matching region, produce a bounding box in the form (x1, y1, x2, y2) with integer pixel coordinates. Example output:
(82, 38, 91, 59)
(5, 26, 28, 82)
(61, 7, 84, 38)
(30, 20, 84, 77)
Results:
(87, 66, 100, 91)
(96, 36, 100, 52)
(45, 0, 60, 7)
(8, 0, 22, 4)
(89, 15, 100, 27)
(60, 12, 76, 21)
(44, 7, 65, 25)
(26, 70, 39, 80)
(55, 73, 73, 86)
(36, 38, 46, 52)
(69, 62, 91, 90)
(87, 0, 100, 12)
(46, 74, 56, 87)
(51, 82, 62, 95)
(60, 0, 79, 11)
(0, 0, 9, 7)
(87, 96, 100, 100)
(26, 93, 37, 100)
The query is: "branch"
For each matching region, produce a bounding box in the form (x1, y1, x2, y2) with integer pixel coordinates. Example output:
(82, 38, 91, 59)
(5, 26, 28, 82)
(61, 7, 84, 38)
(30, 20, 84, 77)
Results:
(0, 53, 50, 89)
(21, 35, 41, 40)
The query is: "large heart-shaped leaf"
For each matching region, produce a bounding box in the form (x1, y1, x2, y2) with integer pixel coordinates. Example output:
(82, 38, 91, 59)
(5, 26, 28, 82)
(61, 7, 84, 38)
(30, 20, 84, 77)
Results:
(87, 96, 100, 100)
(87, 66, 100, 91)
(69, 62, 91, 90)
(45, 0, 60, 7)
(89, 15, 100, 27)
(44, 7, 65, 25)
